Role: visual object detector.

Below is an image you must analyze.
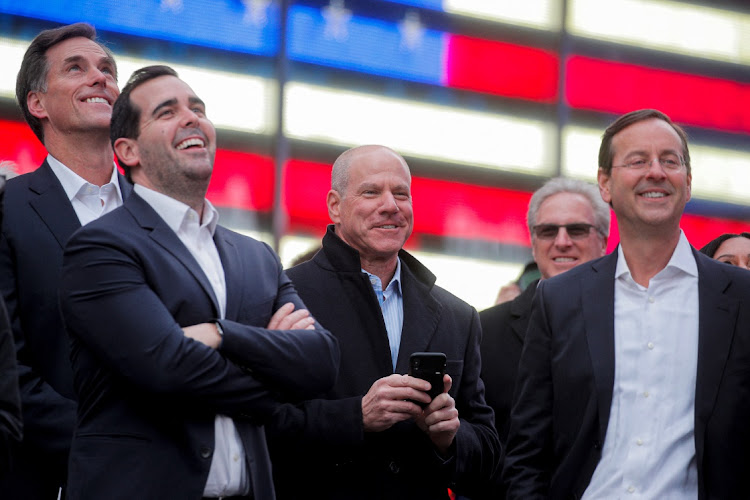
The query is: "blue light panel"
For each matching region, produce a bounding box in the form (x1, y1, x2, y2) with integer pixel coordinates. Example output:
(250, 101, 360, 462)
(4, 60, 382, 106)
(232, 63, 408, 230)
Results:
(380, 0, 445, 11)
(287, 5, 445, 85)
(0, 0, 279, 56)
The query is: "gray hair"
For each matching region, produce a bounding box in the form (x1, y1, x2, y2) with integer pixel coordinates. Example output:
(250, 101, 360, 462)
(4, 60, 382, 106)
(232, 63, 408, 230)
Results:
(0, 161, 19, 180)
(527, 177, 610, 238)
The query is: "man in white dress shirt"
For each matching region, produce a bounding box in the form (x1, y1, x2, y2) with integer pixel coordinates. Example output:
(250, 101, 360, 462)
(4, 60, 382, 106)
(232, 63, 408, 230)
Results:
(503, 109, 750, 499)
(0, 23, 130, 499)
(59, 65, 338, 499)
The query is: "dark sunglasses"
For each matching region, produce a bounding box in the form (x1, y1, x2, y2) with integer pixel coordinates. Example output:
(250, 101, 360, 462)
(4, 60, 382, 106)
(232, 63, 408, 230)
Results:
(532, 223, 598, 240)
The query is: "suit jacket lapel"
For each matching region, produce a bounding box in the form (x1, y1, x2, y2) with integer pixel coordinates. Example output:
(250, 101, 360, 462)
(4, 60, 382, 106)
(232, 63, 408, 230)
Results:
(394, 265, 441, 374)
(126, 193, 221, 316)
(693, 250, 738, 464)
(28, 160, 81, 249)
(214, 226, 241, 320)
(510, 280, 538, 342)
(582, 252, 618, 442)
(118, 172, 133, 200)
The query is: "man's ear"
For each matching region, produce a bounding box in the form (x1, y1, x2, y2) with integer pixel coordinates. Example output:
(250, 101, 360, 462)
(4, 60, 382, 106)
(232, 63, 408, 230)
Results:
(327, 189, 342, 224)
(597, 168, 612, 205)
(113, 138, 139, 169)
(27, 91, 48, 120)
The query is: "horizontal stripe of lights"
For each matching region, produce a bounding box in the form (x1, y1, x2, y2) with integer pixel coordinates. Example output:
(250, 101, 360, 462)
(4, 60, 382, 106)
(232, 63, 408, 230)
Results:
(3, 118, 745, 262)
(0, 0, 279, 56)
(569, 0, 750, 64)
(283, 159, 534, 246)
(0, 39, 275, 135)
(284, 82, 557, 175)
(562, 126, 750, 206)
(384, 0, 561, 31)
(288, 5, 559, 101)
(566, 56, 750, 134)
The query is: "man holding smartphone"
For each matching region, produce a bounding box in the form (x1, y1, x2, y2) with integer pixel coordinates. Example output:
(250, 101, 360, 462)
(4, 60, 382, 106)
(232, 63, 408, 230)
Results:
(270, 145, 500, 500)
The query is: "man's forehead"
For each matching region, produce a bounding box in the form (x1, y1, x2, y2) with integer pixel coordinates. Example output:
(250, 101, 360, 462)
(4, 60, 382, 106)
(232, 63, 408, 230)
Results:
(133, 75, 195, 110)
(48, 36, 107, 62)
(612, 118, 682, 151)
(537, 192, 594, 222)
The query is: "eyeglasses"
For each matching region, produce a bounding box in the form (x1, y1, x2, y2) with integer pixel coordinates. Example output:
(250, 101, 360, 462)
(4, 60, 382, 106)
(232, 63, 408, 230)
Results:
(532, 223, 598, 240)
(612, 156, 685, 171)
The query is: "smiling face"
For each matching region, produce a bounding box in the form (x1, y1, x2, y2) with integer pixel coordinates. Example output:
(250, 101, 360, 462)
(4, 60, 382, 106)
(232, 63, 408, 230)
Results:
(115, 75, 216, 202)
(328, 146, 414, 269)
(532, 192, 607, 279)
(713, 236, 750, 270)
(598, 118, 691, 235)
(29, 36, 118, 142)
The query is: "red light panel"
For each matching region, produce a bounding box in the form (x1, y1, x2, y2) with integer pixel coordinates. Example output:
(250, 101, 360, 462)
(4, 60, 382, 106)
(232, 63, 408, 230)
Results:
(567, 56, 750, 133)
(0, 121, 47, 174)
(208, 150, 274, 211)
(446, 35, 559, 102)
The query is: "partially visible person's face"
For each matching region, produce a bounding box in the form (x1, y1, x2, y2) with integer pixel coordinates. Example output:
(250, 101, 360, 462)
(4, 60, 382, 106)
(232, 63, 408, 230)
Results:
(598, 118, 691, 233)
(531, 192, 607, 279)
(328, 147, 414, 265)
(30, 37, 119, 139)
(126, 75, 216, 192)
(713, 237, 750, 270)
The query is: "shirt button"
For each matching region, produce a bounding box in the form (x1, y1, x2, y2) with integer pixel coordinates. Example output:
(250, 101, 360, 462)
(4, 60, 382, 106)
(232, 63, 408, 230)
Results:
(233, 453, 239, 462)
(648, 296, 655, 303)
(628, 485, 635, 493)
(636, 438, 643, 446)
(647, 342, 654, 350)
(643, 391, 650, 398)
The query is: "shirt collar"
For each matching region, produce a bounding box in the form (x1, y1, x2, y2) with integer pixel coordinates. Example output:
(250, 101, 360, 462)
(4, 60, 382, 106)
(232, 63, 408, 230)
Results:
(133, 183, 219, 236)
(46, 153, 122, 201)
(363, 257, 403, 295)
(615, 229, 698, 280)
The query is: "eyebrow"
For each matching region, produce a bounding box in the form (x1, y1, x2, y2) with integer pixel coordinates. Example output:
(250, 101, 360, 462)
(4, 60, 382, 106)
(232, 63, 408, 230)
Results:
(151, 98, 178, 118)
(62, 55, 85, 66)
(188, 96, 205, 108)
(625, 148, 682, 158)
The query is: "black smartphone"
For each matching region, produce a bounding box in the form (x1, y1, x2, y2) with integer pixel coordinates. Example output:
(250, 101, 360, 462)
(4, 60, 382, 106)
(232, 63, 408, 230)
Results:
(408, 352, 447, 407)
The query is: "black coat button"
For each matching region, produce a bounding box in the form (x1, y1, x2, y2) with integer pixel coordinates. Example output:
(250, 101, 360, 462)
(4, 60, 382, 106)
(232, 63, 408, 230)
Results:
(200, 445, 212, 459)
(388, 461, 400, 474)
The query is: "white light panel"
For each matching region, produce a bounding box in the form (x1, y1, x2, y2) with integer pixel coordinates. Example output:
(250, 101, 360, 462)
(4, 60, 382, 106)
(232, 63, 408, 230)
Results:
(569, 0, 750, 64)
(0, 39, 275, 134)
(445, 0, 561, 31)
(0, 39, 29, 98)
(284, 82, 557, 175)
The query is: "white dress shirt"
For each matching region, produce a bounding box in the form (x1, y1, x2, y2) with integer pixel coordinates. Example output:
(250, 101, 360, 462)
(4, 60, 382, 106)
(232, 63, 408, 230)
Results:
(364, 258, 404, 371)
(47, 154, 122, 226)
(582, 231, 699, 500)
(134, 184, 248, 498)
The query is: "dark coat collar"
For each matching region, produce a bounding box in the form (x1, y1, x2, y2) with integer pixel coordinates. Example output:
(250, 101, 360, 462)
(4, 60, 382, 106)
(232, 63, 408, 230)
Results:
(318, 224, 437, 290)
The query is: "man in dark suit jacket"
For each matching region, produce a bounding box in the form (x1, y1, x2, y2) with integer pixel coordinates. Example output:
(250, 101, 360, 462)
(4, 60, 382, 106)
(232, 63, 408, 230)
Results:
(59, 65, 339, 499)
(0, 23, 129, 498)
(0, 174, 22, 479)
(503, 109, 750, 499)
(480, 177, 609, 442)
(271, 145, 500, 500)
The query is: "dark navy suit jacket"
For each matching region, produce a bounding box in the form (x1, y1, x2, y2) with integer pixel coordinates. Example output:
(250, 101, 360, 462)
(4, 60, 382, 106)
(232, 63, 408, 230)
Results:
(503, 248, 750, 500)
(0, 160, 132, 498)
(59, 192, 339, 500)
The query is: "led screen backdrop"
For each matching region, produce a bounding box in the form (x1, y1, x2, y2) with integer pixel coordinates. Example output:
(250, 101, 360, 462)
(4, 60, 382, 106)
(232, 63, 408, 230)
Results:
(1, 0, 749, 308)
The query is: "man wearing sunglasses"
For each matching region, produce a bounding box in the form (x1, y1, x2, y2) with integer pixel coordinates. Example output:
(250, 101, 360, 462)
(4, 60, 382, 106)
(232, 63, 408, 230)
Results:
(478, 177, 608, 496)
(503, 109, 750, 499)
